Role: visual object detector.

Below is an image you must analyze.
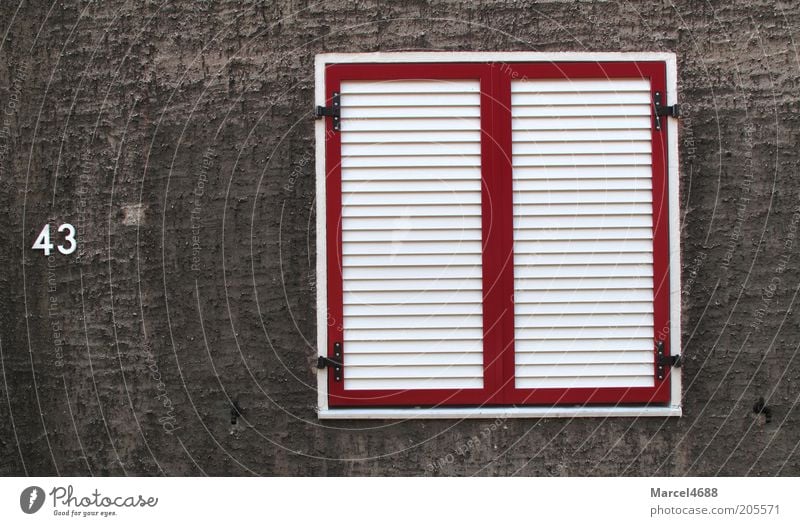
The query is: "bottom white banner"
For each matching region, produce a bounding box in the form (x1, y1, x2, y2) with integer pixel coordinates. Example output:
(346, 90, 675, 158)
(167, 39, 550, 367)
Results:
(0, 477, 796, 525)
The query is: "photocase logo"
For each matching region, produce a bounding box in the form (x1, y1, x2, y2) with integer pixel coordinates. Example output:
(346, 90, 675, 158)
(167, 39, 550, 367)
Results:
(20, 486, 45, 514)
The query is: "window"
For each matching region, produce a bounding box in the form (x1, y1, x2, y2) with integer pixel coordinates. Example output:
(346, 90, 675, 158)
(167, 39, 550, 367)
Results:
(315, 53, 681, 419)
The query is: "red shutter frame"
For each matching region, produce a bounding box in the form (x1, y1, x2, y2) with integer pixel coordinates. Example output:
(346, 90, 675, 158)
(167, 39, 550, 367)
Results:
(324, 60, 671, 408)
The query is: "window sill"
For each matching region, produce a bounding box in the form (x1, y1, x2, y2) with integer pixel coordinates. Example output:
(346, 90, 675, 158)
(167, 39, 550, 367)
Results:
(318, 406, 682, 420)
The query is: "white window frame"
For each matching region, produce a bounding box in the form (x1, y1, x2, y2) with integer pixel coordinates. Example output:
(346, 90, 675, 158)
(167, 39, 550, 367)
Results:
(315, 52, 681, 419)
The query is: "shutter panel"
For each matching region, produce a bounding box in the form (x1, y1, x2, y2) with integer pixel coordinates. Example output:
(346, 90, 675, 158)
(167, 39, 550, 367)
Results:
(339, 78, 485, 392)
(511, 77, 656, 390)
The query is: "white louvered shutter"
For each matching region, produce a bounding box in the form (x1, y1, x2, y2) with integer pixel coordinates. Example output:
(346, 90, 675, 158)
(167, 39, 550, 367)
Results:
(511, 78, 656, 389)
(339, 79, 485, 391)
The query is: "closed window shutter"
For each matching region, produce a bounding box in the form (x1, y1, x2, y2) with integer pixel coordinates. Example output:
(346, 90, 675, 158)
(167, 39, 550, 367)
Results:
(340, 79, 485, 391)
(511, 78, 656, 390)
(323, 64, 500, 407)
(320, 59, 674, 409)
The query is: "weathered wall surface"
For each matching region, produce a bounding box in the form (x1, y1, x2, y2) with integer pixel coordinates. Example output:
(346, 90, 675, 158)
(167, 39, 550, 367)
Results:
(1, 0, 799, 476)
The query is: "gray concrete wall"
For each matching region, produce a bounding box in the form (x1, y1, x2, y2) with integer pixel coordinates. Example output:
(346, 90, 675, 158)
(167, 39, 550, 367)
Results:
(1, 0, 799, 476)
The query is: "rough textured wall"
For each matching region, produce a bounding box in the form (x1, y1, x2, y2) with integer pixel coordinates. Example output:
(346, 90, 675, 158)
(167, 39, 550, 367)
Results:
(1, 0, 799, 476)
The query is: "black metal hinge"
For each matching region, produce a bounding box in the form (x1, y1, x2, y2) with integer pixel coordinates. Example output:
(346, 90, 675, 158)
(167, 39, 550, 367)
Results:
(655, 340, 682, 380)
(653, 91, 680, 131)
(315, 92, 340, 131)
(317, 341, 343, 381)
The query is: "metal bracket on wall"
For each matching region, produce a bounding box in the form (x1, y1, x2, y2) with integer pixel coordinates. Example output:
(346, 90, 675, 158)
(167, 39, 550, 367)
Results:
(315, 92, 340, 131)
(317, 341, 343, 381)
(655, 340, 682, 380)
(653, 91, 680, 131)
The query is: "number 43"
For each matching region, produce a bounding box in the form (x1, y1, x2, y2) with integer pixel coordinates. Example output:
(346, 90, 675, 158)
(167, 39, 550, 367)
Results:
(32, 223, 77, 256)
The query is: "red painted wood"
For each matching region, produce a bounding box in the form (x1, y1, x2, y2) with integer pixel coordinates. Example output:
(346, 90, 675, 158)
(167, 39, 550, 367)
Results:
(324, 73, 343, 400)
(650, 63, 673, 404)
(324, 60, 673, 408)
(489, 64, 517, 405)
(481, 64, 506, 405)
